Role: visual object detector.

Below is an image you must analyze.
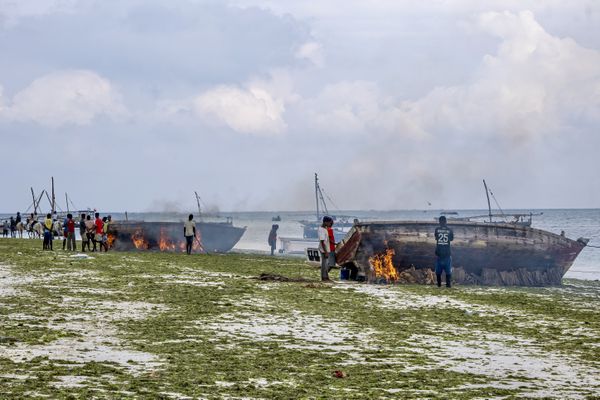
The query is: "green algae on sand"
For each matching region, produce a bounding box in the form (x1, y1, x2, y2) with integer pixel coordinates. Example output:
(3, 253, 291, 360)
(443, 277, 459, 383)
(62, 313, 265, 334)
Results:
(1, 238, 599, 399)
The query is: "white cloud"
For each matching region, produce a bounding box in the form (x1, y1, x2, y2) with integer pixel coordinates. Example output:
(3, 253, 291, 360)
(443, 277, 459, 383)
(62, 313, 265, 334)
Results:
(302, 80, 427, 138)
(194, 86, 285, 135)
(192, 72, 297, 136)
(406, 10, 600, 142)
(302, 10, 600, 145)
(295, 41, 324, 66)
(5, 70, 126, 127)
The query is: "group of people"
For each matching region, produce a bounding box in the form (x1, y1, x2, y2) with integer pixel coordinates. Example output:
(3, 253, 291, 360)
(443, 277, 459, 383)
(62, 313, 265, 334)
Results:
(2, 212, 24, 238)
(2, 211, 112, 252)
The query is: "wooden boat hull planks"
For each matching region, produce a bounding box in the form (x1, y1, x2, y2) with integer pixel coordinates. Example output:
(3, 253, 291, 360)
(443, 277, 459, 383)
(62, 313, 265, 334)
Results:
(335, 221, 588, 286)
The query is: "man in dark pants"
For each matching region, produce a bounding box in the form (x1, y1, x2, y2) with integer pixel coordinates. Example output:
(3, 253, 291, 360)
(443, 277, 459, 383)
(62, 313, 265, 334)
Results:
(319, 216, 335, 281)
(183, 214, 196, 255)
(434, 216, 454, 287)
(80, 214, 88, 251)
(268, 224, 278, 256)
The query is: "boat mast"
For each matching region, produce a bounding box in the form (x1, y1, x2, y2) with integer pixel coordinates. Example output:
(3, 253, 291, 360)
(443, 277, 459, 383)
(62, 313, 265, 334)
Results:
(51, 177, 56, 215)
(315, 173, 320, 221)
(194, 191, 202, 220)
(30, 187, 38, 214)
(483, 179, 492, 223)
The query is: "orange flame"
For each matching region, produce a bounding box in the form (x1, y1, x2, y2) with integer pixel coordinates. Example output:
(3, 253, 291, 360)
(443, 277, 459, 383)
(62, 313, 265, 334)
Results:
(369, 248, 399, 283)
(131, 229, 149, 250)
(107, 233, 116, 249)
(158, 227, 178, 251)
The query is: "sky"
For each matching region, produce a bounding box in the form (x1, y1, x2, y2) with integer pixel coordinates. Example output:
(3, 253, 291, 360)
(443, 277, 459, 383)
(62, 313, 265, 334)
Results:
(0, 0, 599, 213)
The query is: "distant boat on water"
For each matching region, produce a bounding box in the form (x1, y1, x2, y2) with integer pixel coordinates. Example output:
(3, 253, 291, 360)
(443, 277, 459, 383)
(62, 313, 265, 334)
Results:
(298, 173, 354, 241)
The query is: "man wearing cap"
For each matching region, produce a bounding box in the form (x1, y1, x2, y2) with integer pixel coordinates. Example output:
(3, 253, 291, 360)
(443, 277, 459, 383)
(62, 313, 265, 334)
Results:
(434, 216, 454, 287)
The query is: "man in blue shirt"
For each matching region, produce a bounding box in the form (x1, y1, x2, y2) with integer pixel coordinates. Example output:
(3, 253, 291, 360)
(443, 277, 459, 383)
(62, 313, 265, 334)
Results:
(434, 216, 454, 287)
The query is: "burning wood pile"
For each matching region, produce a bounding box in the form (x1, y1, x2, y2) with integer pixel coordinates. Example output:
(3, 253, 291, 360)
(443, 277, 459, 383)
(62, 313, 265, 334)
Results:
(108, 222, 204, 253)
(368, 248, 436, 285)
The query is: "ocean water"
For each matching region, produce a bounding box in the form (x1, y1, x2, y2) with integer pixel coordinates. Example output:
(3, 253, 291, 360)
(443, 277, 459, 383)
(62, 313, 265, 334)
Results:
(2, 209, 598, 280)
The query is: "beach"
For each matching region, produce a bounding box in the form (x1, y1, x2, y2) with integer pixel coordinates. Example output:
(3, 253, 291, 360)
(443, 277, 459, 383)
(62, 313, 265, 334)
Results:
(1, 238, 599, 399)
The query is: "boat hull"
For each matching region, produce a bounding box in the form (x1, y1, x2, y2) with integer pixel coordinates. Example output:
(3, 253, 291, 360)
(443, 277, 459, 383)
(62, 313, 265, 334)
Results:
(335, 221, 587, 286)
(108, 221, 246, 253)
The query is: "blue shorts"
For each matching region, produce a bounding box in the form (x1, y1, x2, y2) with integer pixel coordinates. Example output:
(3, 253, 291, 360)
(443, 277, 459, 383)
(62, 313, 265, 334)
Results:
(435, 257, 452, 275)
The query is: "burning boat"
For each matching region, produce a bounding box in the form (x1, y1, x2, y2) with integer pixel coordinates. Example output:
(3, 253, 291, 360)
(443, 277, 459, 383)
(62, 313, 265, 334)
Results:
(107, 220, 246, 253)
(335, 220, 589, 286)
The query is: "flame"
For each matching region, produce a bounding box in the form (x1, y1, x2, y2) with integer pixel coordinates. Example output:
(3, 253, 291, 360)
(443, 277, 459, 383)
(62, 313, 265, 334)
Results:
(126, 227, 205, 253)
(158, 227, 177, 251)
(131, 229, 149, 250)
(369, 248, 399, 283)
(107, 233, 116, 249)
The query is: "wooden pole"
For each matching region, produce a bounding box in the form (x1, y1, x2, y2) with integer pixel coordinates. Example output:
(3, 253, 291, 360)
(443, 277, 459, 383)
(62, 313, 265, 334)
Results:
(31, 187, 37, 214)
(483, 179, 492, 223)
(51, 177, 56, 214)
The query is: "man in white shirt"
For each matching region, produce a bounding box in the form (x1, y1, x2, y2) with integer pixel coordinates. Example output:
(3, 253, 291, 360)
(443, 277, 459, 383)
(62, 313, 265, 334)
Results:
(184, 214, 197, 255)
(318, 216, 335, 281)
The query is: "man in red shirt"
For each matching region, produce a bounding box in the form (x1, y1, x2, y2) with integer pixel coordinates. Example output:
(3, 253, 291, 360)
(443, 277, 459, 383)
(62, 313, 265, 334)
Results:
(66, 213, 76, 251)
(93, 212, 103, 252)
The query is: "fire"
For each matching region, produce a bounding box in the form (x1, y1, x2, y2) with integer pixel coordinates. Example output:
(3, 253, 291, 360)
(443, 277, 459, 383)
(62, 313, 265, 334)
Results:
(131, 229, 149, 250)
(369, 248, 399, 283)
(107, 233, 116, 249)
(158, 227, 177, 251)
(124, 227, 205, 253)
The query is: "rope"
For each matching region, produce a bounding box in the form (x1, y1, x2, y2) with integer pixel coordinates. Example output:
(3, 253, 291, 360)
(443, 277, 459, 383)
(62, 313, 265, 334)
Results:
(586, 244, 600, 248)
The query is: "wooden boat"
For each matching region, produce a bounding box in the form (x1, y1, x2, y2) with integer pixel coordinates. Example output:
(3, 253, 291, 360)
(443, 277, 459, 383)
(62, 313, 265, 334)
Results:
(335, 220, 589, 286)
(107, 220, 246, 253)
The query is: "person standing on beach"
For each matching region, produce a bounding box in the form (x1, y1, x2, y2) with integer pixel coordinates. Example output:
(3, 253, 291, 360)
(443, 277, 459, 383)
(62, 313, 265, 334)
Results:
(9, 217, 15, 238)
(93, 213, 103, 252)
(80, 214, 88, 251)
(85, 215, 95, 251)
(268, 224, 279, 256)
(2, 220, 9, 237)
(434, 216, 454, 288)
(43, 213, 53, 250)
(101, 216, 109, 251)
(62, 215, 69, 250)
(318, 216, 336, 281)
(183, 214, 196, 255)
(66, 214, 76, 251)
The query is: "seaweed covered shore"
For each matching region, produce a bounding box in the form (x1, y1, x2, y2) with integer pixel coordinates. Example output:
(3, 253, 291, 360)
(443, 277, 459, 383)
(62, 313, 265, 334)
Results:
(1, 239, 599, 399)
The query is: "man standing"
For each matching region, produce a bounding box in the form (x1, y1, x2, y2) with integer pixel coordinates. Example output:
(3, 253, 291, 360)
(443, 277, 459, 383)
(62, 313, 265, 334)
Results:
(80, 214, 88, 251)
(434, 216, 454, 288)
(85, 215, 95, 251)
(62, 215, 69, 250)
(66, 214, 76, 251)
(93, 213, 103, 252)
(183, 214, 196, 255)
(43, 213, 53, 250)
(268, 224, 279, 256)
(318, 216, 336, 281)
